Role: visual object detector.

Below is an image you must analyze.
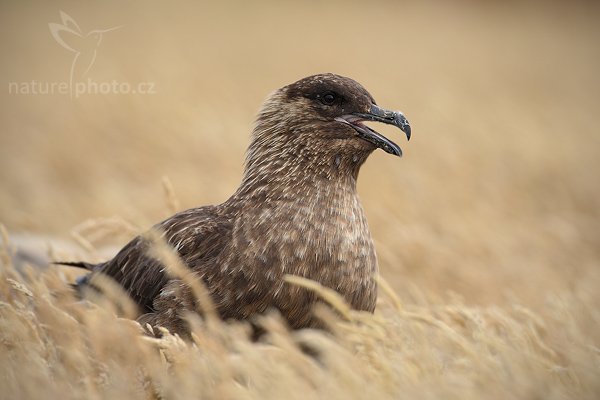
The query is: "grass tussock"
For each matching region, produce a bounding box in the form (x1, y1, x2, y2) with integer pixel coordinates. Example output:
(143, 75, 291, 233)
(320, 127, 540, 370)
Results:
(1, 231, 599, 400)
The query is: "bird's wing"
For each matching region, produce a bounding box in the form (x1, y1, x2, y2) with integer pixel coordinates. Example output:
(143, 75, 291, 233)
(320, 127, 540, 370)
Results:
(89, 205, 231, 312)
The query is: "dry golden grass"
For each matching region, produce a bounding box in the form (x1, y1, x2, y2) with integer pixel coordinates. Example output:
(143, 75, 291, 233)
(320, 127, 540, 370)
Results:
(1, 232, 599, 399)
(1, 0, 599, 398)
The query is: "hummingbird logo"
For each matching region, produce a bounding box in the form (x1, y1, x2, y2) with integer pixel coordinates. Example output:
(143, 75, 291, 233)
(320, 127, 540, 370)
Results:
(49, 11, 121, 94)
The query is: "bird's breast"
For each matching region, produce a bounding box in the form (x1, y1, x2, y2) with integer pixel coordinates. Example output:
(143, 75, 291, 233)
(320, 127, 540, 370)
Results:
(228, 183, 378, 315)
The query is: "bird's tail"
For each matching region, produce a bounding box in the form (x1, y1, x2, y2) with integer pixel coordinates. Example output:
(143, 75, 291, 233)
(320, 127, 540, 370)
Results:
(52, 260, 97, 271)
(53, 261, 99, 293)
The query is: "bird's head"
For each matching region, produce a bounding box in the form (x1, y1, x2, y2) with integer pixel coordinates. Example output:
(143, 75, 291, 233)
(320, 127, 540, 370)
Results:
(246, 73, 411, 181)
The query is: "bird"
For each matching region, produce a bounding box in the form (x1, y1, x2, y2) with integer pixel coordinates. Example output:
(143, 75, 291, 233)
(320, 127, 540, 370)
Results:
(60, 73, 411, 337)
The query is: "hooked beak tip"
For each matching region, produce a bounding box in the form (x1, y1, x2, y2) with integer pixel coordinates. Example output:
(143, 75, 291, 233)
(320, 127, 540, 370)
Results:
(404, 123, 412, 141)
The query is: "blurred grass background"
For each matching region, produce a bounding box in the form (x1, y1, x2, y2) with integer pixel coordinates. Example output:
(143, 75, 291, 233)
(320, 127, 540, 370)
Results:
(1, 0, 599, 311)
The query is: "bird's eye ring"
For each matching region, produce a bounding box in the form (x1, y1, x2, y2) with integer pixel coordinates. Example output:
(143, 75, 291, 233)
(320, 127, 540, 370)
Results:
(320, 92, 337, 105)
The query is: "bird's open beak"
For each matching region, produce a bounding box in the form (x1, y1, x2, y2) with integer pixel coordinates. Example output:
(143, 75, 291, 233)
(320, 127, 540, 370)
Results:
(336, 105, 411, 157)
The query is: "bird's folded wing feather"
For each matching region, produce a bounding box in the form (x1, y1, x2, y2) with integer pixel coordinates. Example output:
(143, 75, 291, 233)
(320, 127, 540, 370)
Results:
(90, 205, 230, 312)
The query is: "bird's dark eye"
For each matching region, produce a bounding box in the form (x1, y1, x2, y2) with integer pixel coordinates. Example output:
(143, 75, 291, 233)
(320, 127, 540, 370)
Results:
(321, 92, 337, 105)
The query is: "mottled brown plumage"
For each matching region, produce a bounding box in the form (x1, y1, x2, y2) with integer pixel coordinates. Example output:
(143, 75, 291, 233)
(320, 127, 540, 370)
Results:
(70, 73, 411, 337)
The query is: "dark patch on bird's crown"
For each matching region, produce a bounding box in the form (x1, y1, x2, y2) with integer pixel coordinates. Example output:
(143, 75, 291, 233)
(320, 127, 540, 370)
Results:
(283, 73, 376, 115)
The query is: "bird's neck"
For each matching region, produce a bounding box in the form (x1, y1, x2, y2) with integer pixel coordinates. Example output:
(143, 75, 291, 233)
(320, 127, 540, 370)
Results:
(237, 125, 372, 196)
(235, 146, 369, 203)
